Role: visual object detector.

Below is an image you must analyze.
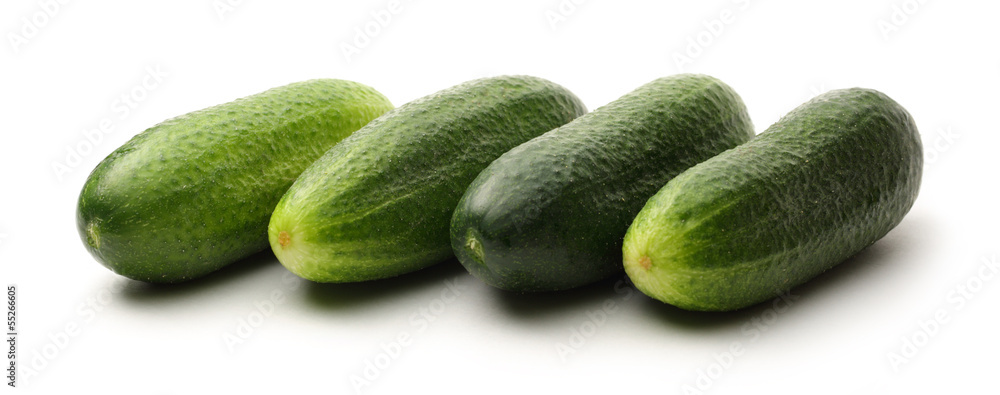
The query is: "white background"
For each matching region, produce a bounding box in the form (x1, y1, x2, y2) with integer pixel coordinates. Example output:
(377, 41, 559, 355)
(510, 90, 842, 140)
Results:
(2, 0, 998, 394)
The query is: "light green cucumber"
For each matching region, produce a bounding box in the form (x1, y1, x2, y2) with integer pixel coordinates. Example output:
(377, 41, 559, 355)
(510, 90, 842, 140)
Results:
(623, 88, 922, 311)
(77, 79, 393, 283)
(269, 75, 587, 283)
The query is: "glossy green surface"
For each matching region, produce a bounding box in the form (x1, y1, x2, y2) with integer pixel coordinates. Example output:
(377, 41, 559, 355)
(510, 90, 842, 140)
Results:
(77, 79, 393, 283)
(451, 74, 754, 292)
(624, 88, 923, 311)
(269, 75, 587, 283)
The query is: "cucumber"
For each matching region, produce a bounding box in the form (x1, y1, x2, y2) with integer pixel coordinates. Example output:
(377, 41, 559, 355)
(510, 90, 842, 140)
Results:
(450, 74, 755, 292)
(623, 88, 922, 311)
(77, 79, 393, 283)
(268, 75, 587, 282)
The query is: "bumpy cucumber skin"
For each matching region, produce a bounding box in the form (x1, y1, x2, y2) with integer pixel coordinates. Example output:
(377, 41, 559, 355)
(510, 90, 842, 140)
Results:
(268, 76, 587, 283)
(77, 79, 394, 283)
(623, 88, 923, 311)
(450, 74, 755, 292)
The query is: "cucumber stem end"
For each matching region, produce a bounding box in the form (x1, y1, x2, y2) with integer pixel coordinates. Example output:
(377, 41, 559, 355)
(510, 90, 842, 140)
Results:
(638, 255, 652, 271)
(278, 231, 291, 248)
(465, 230, 485, 266)
(86, 222, 101, 250)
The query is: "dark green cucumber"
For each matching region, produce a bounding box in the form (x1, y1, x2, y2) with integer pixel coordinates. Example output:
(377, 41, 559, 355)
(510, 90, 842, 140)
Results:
(268, 75, 586, 282)
(450, 74, 755, 292)
(77, 79, 393, 283)
(623, 88, 922, 311)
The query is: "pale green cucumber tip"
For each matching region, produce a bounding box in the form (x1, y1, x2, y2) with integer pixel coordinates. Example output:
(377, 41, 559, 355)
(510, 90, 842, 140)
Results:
(623, 224, 695, 309)
(85, 221, 101, 250)
(268, 214, 311, 276)
(464, 229, 486, 266)
(268, 224, 348, 283)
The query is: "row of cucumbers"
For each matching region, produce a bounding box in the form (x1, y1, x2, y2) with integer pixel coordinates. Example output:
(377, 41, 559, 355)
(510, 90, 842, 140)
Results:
(77, 74, 922, 311)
